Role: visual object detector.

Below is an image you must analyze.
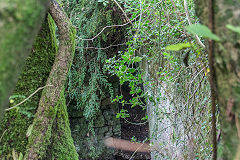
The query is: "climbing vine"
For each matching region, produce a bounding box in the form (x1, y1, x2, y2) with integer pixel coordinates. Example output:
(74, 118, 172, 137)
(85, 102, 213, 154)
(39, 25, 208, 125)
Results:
(106, 0, 214, 159)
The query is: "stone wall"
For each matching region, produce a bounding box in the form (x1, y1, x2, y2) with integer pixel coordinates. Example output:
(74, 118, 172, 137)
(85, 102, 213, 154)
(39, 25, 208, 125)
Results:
(68, 80, 121, 159)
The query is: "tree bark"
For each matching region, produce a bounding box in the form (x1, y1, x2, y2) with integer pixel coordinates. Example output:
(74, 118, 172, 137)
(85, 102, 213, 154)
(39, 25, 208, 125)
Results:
(0, 0, 49, 119)
(142, 59, 185, 159)
(25, 0, 78, 159)
(195, 0, 240, 159)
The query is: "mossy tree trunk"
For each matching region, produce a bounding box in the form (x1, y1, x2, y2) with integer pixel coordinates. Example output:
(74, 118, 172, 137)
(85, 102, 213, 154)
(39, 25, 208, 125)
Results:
(195, 0, 240, 159)
(0, 1, 78, 159)
(0, 14, 57, 159)
(0, 0, 49, 119)
(25, 0, 78, 159)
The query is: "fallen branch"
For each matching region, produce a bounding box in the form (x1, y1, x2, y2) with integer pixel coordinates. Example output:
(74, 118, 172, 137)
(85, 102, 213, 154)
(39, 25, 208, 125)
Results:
(104, 137, 150, 153)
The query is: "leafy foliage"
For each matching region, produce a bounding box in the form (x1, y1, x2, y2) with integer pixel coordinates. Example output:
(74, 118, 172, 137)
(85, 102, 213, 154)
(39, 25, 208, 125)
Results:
(105, 0, 213, 159)
(63, 0, 125, 158)
(64, 0, 120, 125)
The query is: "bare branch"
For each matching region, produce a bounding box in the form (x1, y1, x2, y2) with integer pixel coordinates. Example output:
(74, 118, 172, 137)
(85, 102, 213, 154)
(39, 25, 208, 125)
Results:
(79, 16, 138, 41)
(77, 43, 126, 50)
(112, 0, 132, 25)
(5, 85, 53, 111)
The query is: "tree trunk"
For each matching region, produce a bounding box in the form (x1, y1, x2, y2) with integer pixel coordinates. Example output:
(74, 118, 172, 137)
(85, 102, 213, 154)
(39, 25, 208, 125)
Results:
(142, 59, 185, 159)
(0, 0, 49, 119)
(0, 14, 57, 159)
(25, 0, 78, 159)
(195, 0, 240, 159)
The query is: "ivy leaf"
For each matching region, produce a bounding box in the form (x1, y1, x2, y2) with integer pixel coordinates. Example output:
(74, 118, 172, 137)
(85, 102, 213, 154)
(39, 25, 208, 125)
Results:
(116, 114, 120, 118)
(185, 24, 220, 41)
(128, 68, 135, 73)
(166, 42, 191, 51)
(132, 56, 142, 62)
(226, 24, 240, 34)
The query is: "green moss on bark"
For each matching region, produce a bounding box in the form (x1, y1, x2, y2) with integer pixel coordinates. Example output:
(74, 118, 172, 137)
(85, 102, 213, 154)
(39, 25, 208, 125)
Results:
(25, 2, 78, 158)
(0, 0, 49, 118)
(0, 14, 57, 159)
(47, 89, 78, 160)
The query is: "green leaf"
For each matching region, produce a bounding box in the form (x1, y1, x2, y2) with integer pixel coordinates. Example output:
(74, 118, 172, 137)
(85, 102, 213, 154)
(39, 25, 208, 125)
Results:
(26, 124, 33, 137)
(116, 114, 120, 118)
(166, 42, 191, 51)
(132, 56, 142, 62)
(185, 24, 220, 41)
(141, 115, 148, 120)
(128, 68, 136, 73)
(19, 153, 23, 160)
(226, 24, 240, 34)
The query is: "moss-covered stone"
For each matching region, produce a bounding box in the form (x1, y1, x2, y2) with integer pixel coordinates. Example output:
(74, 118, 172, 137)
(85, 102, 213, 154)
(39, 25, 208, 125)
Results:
(0, 14, 57, 159)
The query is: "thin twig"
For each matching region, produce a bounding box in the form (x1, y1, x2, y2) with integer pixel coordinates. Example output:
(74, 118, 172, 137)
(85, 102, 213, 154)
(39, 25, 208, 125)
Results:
(188, 65, 207, 91)
(0, 129, 7, 143)
(5, 84, 53, 111)
(129, 143, 145, 160)
(208, 0, 217, 158)
(79, 17, 138, 41)
(123, 118, 148, 125)
(112, 0, 132, 25)
(183, 73, 205, 108)
(77, 43, 126, 50)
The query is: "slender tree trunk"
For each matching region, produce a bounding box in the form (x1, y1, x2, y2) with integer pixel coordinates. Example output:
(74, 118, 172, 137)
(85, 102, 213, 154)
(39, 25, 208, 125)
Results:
(195, 0, 240, 159)
(0, 0, 49, 119)
(0, 14, 57, 159)
(25, 1, 78, 159)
